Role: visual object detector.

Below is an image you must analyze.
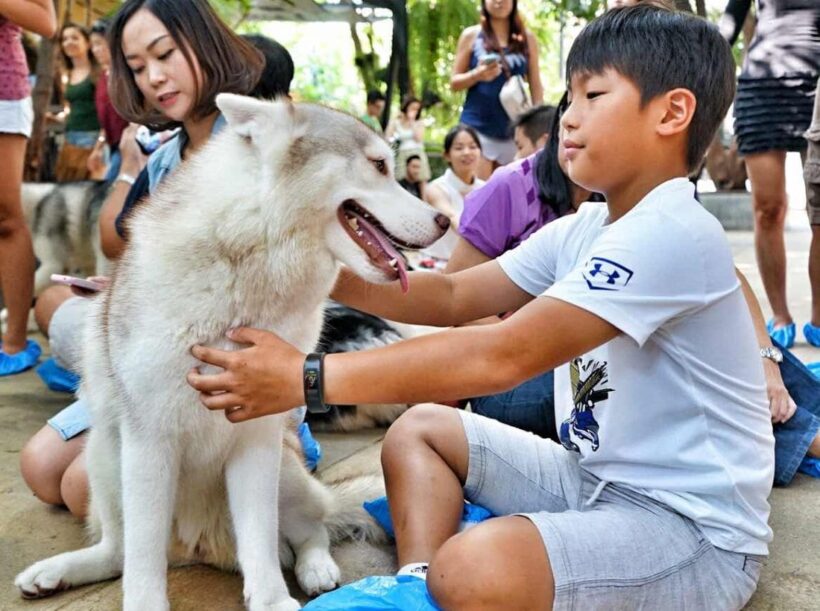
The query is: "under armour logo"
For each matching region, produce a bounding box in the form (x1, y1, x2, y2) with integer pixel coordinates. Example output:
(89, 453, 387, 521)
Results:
(583, 257, 633, 291)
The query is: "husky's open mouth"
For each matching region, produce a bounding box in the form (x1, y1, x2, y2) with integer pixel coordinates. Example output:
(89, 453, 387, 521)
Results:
(339, 200, 421, 293)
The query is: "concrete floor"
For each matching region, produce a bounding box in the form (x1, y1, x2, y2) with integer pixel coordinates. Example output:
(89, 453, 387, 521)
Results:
(0, 229, 818, 610)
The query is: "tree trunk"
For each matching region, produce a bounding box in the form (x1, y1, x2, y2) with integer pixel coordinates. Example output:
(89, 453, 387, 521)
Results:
(24, 34, 58, 181)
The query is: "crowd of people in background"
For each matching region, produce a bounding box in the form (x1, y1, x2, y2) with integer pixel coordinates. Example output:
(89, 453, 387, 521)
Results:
(1, 0, 819, 607)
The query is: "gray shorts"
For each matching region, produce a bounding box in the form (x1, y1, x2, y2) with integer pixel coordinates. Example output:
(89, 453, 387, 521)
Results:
(458, 411, 763, 610)
(48, 296, 90, 374)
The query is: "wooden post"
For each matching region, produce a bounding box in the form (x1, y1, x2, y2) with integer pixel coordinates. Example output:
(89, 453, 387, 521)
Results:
(24, 2, 60, 181)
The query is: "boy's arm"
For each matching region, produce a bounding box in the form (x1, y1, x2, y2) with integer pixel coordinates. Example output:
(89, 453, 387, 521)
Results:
(330, 260, 533, 327)
(736, 268, 796, 423)
(189, 295, 620, 421)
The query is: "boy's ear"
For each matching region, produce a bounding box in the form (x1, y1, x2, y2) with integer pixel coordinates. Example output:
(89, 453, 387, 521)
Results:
(656, 88, 697, 138)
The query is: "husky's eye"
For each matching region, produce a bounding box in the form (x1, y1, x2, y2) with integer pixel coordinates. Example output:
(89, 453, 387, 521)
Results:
(372, 158, 387, 175)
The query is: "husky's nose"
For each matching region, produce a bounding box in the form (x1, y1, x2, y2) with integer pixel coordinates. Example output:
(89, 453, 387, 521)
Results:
(435, 214, 450, 231)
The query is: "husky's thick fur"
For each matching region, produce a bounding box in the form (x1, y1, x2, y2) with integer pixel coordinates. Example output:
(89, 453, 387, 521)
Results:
(15, 95, 448, 611)
(22, 180, 109, 294)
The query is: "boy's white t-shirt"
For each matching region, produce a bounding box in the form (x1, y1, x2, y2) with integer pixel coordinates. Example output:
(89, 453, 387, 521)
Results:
(497, 178, 774, 555)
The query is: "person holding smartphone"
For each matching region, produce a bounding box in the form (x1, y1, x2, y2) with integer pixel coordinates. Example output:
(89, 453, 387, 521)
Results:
(451, 0, 543, 179)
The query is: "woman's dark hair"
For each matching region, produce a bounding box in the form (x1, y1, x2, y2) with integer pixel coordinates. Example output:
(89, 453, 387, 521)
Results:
(534, 92, 574, 218)
(400, 94, 422, 118)
(480, 0, 528, 57)
(108, 0, 264, 130)
(90, 18, 111, 36)
(443, 124, 482, 156)
(59, 23, 100, 83)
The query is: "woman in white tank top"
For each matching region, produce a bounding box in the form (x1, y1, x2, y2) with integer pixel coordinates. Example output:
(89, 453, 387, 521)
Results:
(422, 124, 485, 263)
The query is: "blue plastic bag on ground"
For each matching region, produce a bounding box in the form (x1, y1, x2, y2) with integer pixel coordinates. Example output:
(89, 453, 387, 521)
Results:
(36, 357, 80, 393)
(798, 456, 820, 479)
(298, 422, 322, 471)
(363, 496, 494, 539)
(302, 575, 440, 610)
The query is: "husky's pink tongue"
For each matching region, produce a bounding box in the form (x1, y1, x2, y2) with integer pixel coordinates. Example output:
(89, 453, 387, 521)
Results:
(354, 214, 409, 293)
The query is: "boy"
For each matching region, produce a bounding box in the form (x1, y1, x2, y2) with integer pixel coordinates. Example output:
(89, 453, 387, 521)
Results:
(360, 89, 386, 134)
(399, 153, 425, 199)
(512, 104, 555, 160)
(190, 7, 774, 609)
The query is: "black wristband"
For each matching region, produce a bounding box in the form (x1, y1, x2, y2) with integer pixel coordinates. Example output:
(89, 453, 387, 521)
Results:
(303, 353, 330, 414)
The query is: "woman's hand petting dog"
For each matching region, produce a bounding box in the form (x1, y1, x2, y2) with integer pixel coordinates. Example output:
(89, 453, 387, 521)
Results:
(189, 327, 305, 422)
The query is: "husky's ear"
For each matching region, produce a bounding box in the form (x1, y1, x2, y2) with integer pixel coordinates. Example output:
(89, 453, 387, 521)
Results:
(216, 93, 292, 142)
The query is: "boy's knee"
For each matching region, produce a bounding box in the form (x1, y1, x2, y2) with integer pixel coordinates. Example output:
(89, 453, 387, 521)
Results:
(381, 404, 455, 465)
(427, 528, 501, 609)
(20, 432, 65, 505)
(428, 519, 553, 610)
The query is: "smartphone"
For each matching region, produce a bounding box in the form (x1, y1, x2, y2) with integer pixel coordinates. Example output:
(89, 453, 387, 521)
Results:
(51, 274, 104, 294)
(480, 53, 500, 66)
(135, 125, 165, 156)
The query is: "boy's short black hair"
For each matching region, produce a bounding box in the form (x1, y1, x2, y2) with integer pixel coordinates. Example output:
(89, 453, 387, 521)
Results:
(243, 34, 294, 98)
(405, 154, 422, 166)
(512, 105, 556, 146)
(367, 90, 386, 105)
(566, 5, 735, 171)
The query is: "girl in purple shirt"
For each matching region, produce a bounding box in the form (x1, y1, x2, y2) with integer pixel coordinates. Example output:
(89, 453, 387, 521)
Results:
(443, 94, 593, 439)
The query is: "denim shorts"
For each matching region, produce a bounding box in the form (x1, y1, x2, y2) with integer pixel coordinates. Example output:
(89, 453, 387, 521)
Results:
(772, 340, 820, 485)
(48, 296, 90, 374)
(47, 398, 91, 441)
(458, 411, 763, 610)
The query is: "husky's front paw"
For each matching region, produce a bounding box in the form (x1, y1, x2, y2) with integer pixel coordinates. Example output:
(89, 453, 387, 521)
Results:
(295, 550, 340, 596)
(15, 560, 72, 599)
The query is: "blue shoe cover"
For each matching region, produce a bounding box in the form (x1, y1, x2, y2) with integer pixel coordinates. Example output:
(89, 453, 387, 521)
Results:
(36, 357, 81, 393)
(364, 495, 494, 539)
(0, 339, 41, 376)
(804, 323, 820, 347)
(798, 457, 820, 479)
(302, 575, 440, 610)
(299, 422, 323, 471)
(766, 320, 795, 349)
(806, 362, 820, 380)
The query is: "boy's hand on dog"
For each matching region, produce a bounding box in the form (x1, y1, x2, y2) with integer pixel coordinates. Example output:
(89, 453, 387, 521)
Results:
(188, 327, 305, 422)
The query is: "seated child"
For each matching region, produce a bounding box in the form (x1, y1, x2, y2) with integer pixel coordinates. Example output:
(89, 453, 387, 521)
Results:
(189, 6, 774, 609)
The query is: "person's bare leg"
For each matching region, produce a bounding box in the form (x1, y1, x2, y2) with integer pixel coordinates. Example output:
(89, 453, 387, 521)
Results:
(810, 224, 820, 326)
(380, 404, 468, 566)
(0, 133, 35, 354)
(20, 426, 86, 506)
(745, 150, 792, 327)
(427, 516, 553, 611)
(33, 284, 74, 337)
(61, 451, 89, 519)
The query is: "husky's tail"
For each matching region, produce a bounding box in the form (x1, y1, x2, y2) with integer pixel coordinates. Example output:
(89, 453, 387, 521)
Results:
(324, 473, 388, 544)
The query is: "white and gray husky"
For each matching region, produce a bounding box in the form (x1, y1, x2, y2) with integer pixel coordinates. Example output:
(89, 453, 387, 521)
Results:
(15, 94, 448, 611)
